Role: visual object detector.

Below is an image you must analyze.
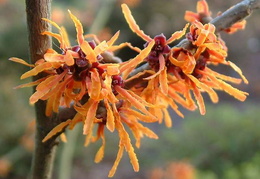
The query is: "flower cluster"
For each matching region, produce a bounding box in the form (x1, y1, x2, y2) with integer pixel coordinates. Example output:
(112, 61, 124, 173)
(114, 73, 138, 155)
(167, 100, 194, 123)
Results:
(184, 0, 246, 34)
(10, 1, 249, 177)
(10, 10, 157, 177)
(121, 2, 248, 117)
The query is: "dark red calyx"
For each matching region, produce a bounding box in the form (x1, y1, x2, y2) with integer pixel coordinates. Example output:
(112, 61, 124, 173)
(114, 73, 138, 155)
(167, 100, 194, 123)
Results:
(153, 34, 171, 53)
(112, 75, 124, 87)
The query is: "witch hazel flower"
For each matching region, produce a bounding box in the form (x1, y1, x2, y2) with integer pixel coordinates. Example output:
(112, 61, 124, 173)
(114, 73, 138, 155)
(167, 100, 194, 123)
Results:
(185, 0, 246, 33)
(122, 3, 248, 117)
(184, 0, 212, 23)
(121, 4, 194, 120)
(10, 10, 120, 116)
(121, 4, 189, 82)
(169, 21, 248, 114)
(122, 4, 199, 115)
(42, 48, 158, 177)
(10, 10, 160, 177)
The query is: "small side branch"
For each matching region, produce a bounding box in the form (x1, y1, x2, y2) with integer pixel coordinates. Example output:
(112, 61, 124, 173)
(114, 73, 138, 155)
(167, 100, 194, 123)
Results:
(211, 0, 260, 32)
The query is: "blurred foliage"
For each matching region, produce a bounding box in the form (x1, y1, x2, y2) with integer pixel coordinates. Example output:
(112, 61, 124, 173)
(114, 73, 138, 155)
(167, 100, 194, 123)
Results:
(196, 153, 260, 179)
(140, 104, 260, 179)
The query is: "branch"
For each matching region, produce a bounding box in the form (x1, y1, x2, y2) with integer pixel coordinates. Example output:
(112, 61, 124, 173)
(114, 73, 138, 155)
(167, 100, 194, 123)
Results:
(211, 0, 260, 32)
(125, 0, 260, 89)
(25, 1, 58, 179)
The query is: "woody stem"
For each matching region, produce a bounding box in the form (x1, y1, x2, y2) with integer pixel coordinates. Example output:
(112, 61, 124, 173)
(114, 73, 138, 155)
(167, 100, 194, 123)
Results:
(25, 0, 58, 179)
(211, 0, 260, 32)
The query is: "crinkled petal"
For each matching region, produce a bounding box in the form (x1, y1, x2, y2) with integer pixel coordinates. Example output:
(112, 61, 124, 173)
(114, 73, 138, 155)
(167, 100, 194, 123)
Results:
(203, 68, 242, 84)
(144, 53, 165, 80)
(30, 70, 67, 104)
(120, 107, 158, 123)
(192, 84, 206, 115)
(121, 4, 152, 42)
(197, 0, 210, 15)
(42, 31, 62, 44)
(13, 77, 46, 89)
(227, 61, 248, 84)
(115, 86, 154, 117)
(94, 125, 105, 163)
(159, 68, 168, 94)
(94, 41, 109, 55)
(104, 99, 115, 132)
(108, 146, 124, 177)
(42, 120, 71, 142)
(42, 18, 61, 30)
(107, 30, 120, 47)
(64, 50, 75, 66)
(83, 100, 99, 135)
(120, 40, 155, 77)
(21, 62, 61, 79)
(81, 41, 97, 63)
(166, 23, 189, 44)
(162, 108, 172, 128)
(68, 10, 84, 44)
(184, 11, 200, 23)
(188, 74, 219, 103)
(9, 57, 35, 67)
(89, 69, 101, 100)
(208, 74, 248, 101)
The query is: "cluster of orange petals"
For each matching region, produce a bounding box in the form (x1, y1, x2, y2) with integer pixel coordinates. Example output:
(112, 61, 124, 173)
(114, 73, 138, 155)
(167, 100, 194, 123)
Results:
(10, 9, 158, 177)
(121, 3, 248, 117)
(10, 1, 249, 177)
(185, 0, 246, 34)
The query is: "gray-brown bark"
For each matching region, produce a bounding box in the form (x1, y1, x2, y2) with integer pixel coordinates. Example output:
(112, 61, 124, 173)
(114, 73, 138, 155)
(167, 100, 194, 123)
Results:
(25, 0, 57, 179)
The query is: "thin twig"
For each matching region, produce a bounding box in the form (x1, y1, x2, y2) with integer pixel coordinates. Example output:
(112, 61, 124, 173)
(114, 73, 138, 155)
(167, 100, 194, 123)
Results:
(211, 0, 260, 32)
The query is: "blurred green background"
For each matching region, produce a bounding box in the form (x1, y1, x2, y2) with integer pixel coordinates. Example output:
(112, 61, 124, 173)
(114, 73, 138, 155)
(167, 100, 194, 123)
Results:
(1, 0, 260, 179)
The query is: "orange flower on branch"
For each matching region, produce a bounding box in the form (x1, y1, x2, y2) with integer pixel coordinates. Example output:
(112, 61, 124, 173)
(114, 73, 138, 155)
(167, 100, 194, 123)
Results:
(11, 11, 160, 177)
(10, 10, 122, 116)
(10, 11, 158, 177)
(121, 3, 190, 100)
(185, 0, 212, 24)
(167, 21, 248, 114)
(221, 18, 246, 34)
(167, 60, 248, 115)
(121, 3, 196, 120)
(122, 3, 248, 116)
(185, 21, 227, 61)
(130, 72, 195, 127)
(121, 3, 189, 81)
(185, 0, 247, 33)
(42, 74, 159, 177)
